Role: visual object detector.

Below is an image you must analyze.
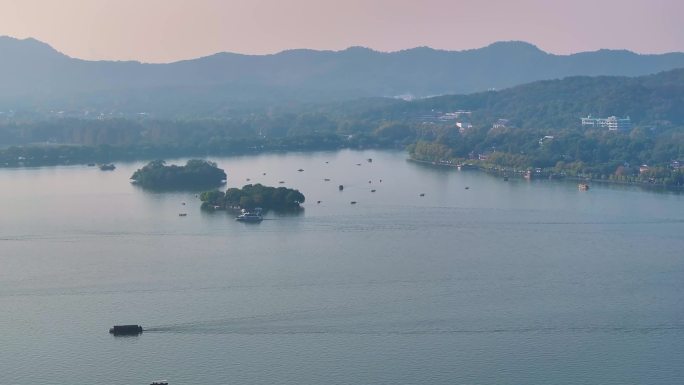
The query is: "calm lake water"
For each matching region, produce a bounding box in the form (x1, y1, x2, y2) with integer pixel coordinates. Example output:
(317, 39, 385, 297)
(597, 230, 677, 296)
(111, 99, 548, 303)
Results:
(1, 149, 683, 385)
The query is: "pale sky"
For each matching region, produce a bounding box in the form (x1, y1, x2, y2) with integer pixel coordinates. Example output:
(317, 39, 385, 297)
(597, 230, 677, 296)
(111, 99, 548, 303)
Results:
(0, 0, 682, 63)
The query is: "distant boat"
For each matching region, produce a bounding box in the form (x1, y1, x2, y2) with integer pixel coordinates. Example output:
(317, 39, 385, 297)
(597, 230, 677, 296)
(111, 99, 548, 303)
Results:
(181, 202, 186, 205)
(371, 189, 376, 192)
(419, 193, 425, 197)
(368, 180, 372, 184)
(298, 169, 304, 172)
(356, 163, 362, 166)
(99, 163, 115, 171)
(317, 200, 321, 204)
(236, 208, 263, 223)
(465, 186, 470, 190)
(338, 185, 344, 191)
(109, 325, 143, 336)
(179, 213, 187, 217)
(263, 173, 266, 175)
(578, 183, 590, 191)
(350, 201, 357, 204)
(324, 178, 331, 181)
(246, 178, 250, 181)
(367, 158, 373, 163)
(279, 181, 285, 184)
(151, 381, 168, 385)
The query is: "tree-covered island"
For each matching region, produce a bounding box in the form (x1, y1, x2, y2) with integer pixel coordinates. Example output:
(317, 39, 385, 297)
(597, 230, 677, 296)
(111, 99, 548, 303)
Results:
(200, 184, 305, 211)
(130, 159, 227, 189)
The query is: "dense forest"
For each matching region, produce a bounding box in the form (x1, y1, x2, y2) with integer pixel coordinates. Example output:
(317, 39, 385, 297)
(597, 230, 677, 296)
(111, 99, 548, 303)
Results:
(130, 159, 227, 189)
(398, 69, 684, 186)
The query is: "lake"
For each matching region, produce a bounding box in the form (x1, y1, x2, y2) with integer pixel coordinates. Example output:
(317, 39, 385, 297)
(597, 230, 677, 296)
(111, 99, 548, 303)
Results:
(1, 149, 683, 385)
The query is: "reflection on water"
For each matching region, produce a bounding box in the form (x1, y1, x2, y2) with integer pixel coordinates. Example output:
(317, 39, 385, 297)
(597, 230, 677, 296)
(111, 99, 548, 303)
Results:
(131, 182, 227, 193)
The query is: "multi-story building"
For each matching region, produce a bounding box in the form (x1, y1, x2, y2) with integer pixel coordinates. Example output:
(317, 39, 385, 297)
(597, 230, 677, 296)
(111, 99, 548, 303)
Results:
(456, 121, 473, 133)
(581, 115, 631, 131)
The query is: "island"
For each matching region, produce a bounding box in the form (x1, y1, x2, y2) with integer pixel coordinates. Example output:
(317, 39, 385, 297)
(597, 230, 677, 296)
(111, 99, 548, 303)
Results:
(200, 184, 305, 211)
(130, 159, 227, 189)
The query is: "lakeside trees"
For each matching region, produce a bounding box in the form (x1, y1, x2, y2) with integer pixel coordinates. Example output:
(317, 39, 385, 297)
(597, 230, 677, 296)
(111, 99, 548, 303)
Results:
(1, 69, 682, 187)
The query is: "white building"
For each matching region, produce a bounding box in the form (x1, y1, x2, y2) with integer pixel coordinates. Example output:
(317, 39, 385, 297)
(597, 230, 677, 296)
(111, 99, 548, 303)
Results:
(457, 121, 473, 133)
(581, 115, 631, 131)
(492, 119, 511, 129)
(539, 135, 554, 145)
(439, 111, 472, 121)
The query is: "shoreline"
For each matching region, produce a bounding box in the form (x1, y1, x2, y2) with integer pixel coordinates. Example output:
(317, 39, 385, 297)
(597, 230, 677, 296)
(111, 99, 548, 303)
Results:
(1, 144, 681, 192)
(407, 157, 684, 192)
(0, 143, 399, 169)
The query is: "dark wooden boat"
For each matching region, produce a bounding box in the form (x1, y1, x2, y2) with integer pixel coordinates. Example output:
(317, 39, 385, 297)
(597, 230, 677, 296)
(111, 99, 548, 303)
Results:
(109, 325, 143, 335)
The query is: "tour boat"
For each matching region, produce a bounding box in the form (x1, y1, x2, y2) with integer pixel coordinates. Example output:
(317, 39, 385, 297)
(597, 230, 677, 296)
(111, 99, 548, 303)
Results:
(236, 208, 263, 223)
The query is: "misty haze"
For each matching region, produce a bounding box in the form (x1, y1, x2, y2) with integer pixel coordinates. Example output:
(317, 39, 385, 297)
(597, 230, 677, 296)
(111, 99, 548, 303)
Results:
(1, 1, 683, 385)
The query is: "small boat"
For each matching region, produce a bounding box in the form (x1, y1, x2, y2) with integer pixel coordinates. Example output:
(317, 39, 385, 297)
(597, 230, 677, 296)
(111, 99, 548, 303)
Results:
(279, 181, 285, 184)
(246, 178, 250, 181)
(371, 189, 376, 193)
(367, 158, 373, 163)
(419, 193, 425, 197)
(578, 183, 590, 191)
(350, 201, 357, 204)
(236, 208, 263, 223)
(465, 186, 470, 190)
(179, 213, 187, 217)
(297, 169, 304, 172)
(99, 163, 116, 171)
(324, 178, 331, 181)
(263, 173, 266, 175)
(317, 200, 321, 204)
(151, 381, 168, 385)
(109, 325, 143, 335)
(338, 185, 344, 191)
(181, 202, 186, 205)
(368, 180, 372, 184)
(356, 163, 362, 166)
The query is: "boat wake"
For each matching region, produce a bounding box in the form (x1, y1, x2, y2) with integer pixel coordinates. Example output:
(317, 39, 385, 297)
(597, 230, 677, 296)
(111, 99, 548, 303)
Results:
(142, 317, 684, 336)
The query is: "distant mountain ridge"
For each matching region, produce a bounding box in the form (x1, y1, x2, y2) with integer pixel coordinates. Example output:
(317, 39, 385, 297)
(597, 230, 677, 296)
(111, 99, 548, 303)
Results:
(2, 36, 684, 114)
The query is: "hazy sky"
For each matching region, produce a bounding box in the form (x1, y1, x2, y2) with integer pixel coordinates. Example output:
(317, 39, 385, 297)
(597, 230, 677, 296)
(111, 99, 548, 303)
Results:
(0, 0, 682, 63)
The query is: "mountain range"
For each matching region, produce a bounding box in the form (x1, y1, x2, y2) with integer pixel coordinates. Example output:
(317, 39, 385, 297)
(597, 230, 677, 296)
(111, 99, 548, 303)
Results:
(2, 36, 684, 115)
